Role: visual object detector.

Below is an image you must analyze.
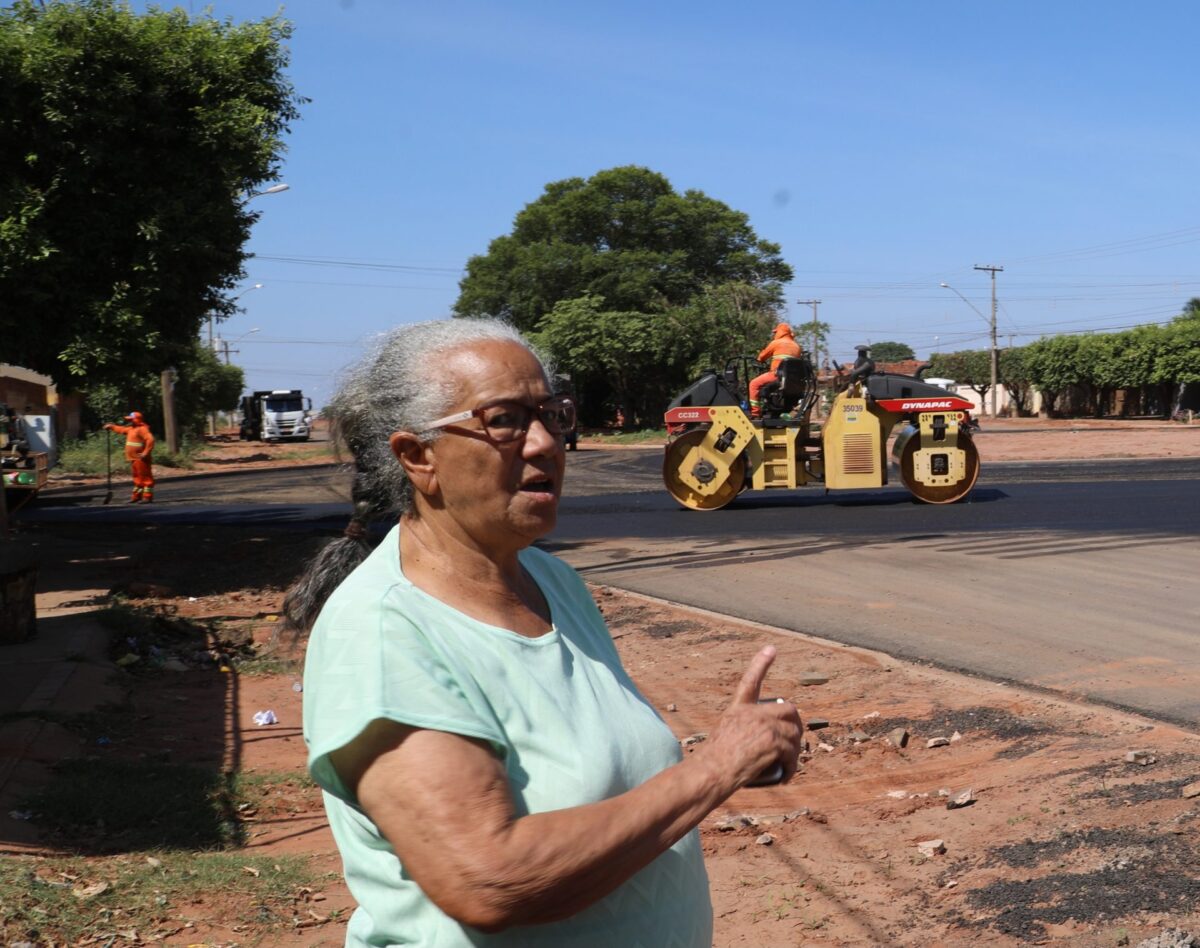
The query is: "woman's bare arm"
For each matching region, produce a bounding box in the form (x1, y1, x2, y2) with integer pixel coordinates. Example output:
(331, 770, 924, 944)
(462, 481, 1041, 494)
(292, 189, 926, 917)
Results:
(329, 645, 803, 932)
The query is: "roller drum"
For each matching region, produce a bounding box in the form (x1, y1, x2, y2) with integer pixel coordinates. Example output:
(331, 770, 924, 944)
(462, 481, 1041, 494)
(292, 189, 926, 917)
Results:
(662, 428, 746, 511)
(892, 423, 980, 504)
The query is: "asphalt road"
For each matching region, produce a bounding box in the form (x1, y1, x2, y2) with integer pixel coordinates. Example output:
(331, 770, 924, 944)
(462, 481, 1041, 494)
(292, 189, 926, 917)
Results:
(27, 451, 1200, 726)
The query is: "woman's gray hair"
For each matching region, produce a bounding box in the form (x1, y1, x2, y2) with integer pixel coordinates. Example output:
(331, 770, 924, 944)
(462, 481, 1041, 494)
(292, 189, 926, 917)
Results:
(283, 317, 549, 636)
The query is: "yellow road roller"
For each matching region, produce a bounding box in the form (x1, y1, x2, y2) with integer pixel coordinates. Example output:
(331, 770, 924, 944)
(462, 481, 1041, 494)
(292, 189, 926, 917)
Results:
(662, 355, 980, 510)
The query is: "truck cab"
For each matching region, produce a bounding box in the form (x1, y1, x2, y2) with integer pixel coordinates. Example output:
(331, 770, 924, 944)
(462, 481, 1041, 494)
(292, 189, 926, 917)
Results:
(239, 389, 313, 442)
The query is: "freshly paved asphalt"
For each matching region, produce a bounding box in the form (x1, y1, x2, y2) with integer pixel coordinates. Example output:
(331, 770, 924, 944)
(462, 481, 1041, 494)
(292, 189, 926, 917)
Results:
(22, 452, 1200, 726)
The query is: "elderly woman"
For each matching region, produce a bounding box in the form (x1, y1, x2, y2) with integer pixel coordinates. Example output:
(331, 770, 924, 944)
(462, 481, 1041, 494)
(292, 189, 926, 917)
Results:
(287, 318, 804, 947)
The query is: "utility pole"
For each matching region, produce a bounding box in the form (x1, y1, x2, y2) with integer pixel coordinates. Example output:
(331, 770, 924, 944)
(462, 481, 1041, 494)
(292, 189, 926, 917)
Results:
(161, 367, 179, 455)
(796, 299, 822, 418)
(207, 317, 218, 437)
(974, 264, 1003, 418)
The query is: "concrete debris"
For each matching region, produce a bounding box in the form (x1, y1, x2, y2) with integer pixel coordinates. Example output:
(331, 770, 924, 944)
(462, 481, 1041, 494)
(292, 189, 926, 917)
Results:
(886, 790, 908, 799)
(806, 717, 829, 730)
(946, 789, 975, 810)
(887, 727, 908, 748)
(818, 742, 835, 752)
(1125, 749, 1156, 765)
(798, 674, 829, 686)
(756, 832, 775, 846)
(950, 731, 963, 742)
(783, 808, 811, 821)
(715, 814, 759, 832)
(1134, 930, 1200, 948)
(666, 703, 678, 712)
(916, 839, 946, 858)
(926, 736, 951, 748)
(1182, 782, 1200, 800)
(681, 732, 707, 746)
(861, 711, 880, 720)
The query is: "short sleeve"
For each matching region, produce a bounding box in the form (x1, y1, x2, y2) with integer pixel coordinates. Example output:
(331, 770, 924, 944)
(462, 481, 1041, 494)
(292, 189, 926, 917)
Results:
(303, 587, 508, 805)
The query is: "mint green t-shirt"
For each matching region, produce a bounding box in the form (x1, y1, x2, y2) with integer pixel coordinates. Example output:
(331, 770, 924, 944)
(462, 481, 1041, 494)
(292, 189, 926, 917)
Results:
(303, 525, 713, 947)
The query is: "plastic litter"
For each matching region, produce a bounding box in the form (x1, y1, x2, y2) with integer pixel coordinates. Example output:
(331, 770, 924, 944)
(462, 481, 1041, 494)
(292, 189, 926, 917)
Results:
(252, 710, 278, 726)
(292, 681, 303, 693)
(8, 809, 33, 821)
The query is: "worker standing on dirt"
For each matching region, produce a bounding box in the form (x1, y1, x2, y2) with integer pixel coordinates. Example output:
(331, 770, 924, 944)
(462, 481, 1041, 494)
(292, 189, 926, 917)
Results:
(749, 322, 803, 418)
(104, 411, 155, 503)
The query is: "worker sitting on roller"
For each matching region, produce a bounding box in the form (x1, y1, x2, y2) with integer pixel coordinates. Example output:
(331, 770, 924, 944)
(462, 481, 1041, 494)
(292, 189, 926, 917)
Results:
(848, 344, 875, 383)
(104, 411, 155, 503)
(749, 322, 803, 418)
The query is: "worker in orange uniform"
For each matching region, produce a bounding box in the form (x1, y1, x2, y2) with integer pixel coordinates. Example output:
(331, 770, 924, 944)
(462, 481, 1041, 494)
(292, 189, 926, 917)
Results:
(104, 411, 156, 503)
(748, 323, 803, 418)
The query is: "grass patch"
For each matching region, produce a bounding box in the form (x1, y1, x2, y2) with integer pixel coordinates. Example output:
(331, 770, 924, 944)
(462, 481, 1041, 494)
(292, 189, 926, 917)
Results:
(582, 427, 667, 445)
(0, 850, 331, 946)
(58, 430, 202, 474)
(21, 758, 248, 851)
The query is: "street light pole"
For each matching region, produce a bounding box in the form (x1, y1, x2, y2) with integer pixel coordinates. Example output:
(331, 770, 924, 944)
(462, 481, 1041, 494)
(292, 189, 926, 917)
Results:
(220, 327, 260, 365)
(939, 279, 1000, 417)
(208, 283, 263, 436)
(974, 264, 1004, 419)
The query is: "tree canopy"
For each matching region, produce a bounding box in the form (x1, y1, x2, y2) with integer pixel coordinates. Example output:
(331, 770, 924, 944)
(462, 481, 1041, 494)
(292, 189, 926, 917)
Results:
(0, 0, 303, 395)
(454, 166, 793, 333)
(867, 341, 914, 362)
(456, 166, 793, 425)
(926, 298, 1200, 418)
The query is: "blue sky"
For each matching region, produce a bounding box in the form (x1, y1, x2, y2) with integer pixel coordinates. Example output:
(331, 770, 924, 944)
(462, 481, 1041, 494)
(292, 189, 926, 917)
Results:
(176, 0, 1200, 407)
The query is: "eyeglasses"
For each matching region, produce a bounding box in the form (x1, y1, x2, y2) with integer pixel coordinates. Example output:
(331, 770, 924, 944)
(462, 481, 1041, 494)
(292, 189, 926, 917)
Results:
(419, 396, 576, 443)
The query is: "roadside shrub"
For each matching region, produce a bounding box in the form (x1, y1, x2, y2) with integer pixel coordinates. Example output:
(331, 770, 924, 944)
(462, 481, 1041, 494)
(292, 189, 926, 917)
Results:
(56, 431, 200, 474)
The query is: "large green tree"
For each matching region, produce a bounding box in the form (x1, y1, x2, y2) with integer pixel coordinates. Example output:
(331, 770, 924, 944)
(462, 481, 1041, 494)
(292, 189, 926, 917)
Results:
(867, 341, 914, 362)
(0, 0, 303, 392)
(458, 166, 793, 424)
(455, 166, 793, 333)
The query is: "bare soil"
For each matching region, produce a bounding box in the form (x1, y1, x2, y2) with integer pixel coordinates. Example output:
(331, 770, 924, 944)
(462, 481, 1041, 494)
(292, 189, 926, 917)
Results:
(10, 418, 1200, 946)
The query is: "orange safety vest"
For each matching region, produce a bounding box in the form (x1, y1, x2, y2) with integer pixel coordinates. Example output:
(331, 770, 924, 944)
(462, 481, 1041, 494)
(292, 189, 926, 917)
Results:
(109, 423, 155, 462)
(757, 334, 802, 366)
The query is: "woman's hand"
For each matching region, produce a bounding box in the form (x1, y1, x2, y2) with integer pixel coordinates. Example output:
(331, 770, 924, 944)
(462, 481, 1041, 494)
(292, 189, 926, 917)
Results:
(699, 646, 805, 790)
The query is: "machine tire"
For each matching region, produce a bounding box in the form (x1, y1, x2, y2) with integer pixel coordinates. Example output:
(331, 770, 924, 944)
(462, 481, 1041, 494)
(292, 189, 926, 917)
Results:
(896, 429, 980, 504)
(662, 428, 746, 511)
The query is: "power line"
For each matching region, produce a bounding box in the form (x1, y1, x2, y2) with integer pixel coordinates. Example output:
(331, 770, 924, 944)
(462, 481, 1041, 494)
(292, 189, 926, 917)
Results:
(254, 254, 464, 274)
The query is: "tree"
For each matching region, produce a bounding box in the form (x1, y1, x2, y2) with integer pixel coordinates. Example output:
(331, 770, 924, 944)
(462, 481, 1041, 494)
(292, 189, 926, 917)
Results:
(868, 341, 914, 362)
(80, 341, 244, 438)
(674, 281, 785, 378)
(926, 349, 993, 405)
(999, 346, 1034, 417)
(533, 295, 682, 428)
(455, 166, 793, 333)
(0, 0, 303, 394)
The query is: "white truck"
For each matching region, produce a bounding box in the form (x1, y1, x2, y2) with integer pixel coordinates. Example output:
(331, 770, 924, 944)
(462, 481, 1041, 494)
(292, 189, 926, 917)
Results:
(238, 389, 313, 442)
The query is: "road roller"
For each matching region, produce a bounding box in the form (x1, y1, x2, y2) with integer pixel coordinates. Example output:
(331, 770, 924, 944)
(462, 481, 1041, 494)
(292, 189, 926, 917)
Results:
(662, 354, 980, 510)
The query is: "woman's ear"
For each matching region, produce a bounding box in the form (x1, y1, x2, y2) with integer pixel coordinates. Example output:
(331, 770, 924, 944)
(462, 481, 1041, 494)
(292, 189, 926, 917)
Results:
(389, 431, 437, 496)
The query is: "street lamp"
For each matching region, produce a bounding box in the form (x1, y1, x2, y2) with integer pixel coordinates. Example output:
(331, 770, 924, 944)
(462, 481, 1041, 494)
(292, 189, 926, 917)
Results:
(939, 280, 1000, 417)
(222, 327, 261, 365)
(248, 182, 290, 198)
